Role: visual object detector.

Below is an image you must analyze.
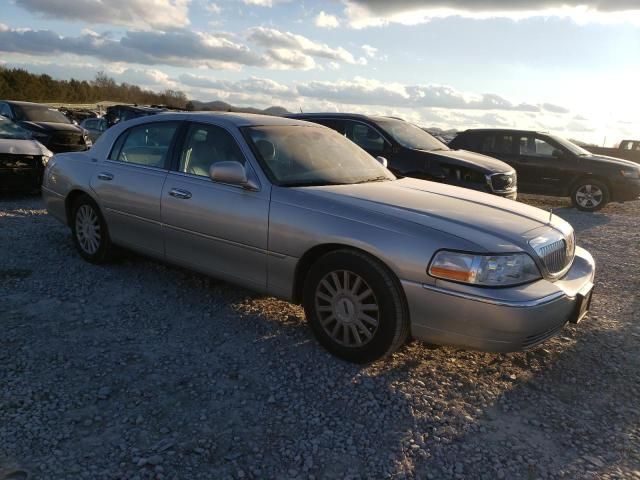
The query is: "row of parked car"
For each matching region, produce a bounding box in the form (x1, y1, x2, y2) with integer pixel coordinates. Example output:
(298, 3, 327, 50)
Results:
(1, 99, 639, 212)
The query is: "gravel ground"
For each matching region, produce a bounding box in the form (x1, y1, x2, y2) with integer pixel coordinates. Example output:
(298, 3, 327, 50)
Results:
(1, 193, 639, 480)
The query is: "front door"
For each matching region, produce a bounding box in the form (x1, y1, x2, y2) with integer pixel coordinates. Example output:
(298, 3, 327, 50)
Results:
(90, 121, 180, 256)
(515, 134, 575, 195)
(161, 122, 270, 290)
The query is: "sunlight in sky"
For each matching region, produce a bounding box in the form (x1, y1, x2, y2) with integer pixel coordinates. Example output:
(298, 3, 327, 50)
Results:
(0, 0, 638, 145)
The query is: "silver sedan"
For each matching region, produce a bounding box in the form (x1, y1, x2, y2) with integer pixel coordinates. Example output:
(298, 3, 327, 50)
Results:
(42, 113, 595, 363)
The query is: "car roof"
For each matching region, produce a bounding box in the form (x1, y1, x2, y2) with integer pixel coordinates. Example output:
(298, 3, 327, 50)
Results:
(114, 111, 319, 129)
(462, 128, 549, 135)
(287, 112, 398, 124)
(1, 100, 53, 108)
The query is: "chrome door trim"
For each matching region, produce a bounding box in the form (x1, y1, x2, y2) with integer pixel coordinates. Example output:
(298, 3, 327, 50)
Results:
(421, 283, 566, 308)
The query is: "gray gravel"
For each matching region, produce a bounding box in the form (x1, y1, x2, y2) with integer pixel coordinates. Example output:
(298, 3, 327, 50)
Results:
(1, 193, 639, 480)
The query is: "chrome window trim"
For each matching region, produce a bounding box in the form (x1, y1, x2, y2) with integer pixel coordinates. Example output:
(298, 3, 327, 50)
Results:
(166, 169, 262, 192)
(104, 158, 168, 173)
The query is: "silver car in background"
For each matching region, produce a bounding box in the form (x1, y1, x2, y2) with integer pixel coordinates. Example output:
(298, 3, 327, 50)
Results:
(42, 113, 595, 363)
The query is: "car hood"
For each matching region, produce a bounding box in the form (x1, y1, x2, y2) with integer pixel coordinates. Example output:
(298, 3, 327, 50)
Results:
(0, 138, 52, 156)
(421, 148, 514, 173)
(19, 121, 82, 134)
(299, 177, 570, 252)
(583, 153, 640, 169)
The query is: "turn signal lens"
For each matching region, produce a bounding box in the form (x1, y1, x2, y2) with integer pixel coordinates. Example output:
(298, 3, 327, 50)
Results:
(428, 250, 541, 287)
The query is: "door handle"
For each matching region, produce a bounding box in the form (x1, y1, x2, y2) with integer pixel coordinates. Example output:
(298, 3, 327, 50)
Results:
(97, 172, 113, 181)
(169, 188, 192, 200)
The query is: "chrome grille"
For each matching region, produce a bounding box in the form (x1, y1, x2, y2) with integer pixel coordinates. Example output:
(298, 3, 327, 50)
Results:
(538, 239, 567, 275)
(489, 172, 517, 192)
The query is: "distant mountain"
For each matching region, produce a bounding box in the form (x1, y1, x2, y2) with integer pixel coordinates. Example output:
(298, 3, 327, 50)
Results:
(190, 100, 290, 116)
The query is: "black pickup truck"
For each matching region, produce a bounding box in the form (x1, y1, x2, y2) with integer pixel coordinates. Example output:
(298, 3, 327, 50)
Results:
(585, 140, 640, 164)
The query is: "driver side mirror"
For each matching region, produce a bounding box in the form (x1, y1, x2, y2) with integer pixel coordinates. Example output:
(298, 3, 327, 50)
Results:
(552, 149, 565, 159)
(209, 161, 259, 191)
(376, 156, 388, 168)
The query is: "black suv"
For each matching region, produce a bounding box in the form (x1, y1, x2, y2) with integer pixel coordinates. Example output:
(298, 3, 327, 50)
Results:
(450, 129, 640, 211)
(289, 114, 518, 199)
(0, 101, 92, 153)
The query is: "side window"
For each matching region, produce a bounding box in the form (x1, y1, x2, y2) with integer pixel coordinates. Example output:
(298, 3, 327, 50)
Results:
(111, 122, 179, 168)
(0, 103, 12, 118)
(84, 119, 96, 129)
(313, 119, 347, 135)
(345, 121, 385, 153)
(481, 135, 514, 154)
(179, 124, 246, 177)
(519, 136, 556, 157)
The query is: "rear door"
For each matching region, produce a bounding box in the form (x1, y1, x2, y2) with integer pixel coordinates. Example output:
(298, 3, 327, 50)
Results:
(90, 121, 181, 257)
(160, 122, 270, 290)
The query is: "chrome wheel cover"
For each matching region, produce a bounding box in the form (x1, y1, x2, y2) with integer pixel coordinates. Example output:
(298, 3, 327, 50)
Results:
(75, 204, 101, 255)
(575, 184, 603, 209)
(314, 270, 380, 348)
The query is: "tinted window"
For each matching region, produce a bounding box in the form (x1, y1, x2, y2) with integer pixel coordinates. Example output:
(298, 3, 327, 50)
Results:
(179, 124, 245, 177)
(518, 136, 556, 157)
(0, 116, 31, 140)
(14, 105, 71, 124)
(112, 122, 179, 168)
(0, 103, 12, 118)
(345, 121, 385, 153)
(84, 119, 96, 129)
(481, 134, 515, 154)
(310, 119, 347, 135)
(374, 118, 448, 152)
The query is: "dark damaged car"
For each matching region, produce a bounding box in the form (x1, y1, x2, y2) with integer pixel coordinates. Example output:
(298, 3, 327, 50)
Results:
(0, 115, 52, 192)
(289, 113, 517, 199)
(0, 101, 92, 153)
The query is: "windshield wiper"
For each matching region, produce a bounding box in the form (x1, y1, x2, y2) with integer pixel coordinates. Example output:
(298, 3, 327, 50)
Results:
(283, 180, 349, 187)
(352, 176, 391, 184)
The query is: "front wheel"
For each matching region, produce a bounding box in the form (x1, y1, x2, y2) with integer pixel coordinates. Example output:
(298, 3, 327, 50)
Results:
(571, 180, 609, 212)
(303, 250, 410, 363)
(71, 195, 112, 263)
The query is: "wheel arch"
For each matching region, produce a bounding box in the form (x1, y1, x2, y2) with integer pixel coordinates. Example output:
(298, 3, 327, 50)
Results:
(291, 243, 405, 306)
(569, 174, 611, 196)
(64, 189, 98, 227)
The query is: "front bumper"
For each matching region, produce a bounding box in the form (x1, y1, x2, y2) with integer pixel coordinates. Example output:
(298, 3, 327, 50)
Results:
(402, 246, 595, 352)
(612, 178, 640, 202)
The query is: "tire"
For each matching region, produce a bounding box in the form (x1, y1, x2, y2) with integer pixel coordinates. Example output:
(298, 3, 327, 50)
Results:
(302, 249, 410, 363)
(70, 194, 112, 263)
(571, 179, 609, 212)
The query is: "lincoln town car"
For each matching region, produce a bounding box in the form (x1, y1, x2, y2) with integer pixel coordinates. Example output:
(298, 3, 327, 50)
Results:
(42, 113, 595, 363)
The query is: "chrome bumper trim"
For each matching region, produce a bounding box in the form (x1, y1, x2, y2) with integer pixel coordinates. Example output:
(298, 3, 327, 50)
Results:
(421, 283, 566, 308)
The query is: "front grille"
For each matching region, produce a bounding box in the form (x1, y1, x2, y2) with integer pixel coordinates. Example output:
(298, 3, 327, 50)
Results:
(522, 322, 566, 349)
(52, 132, 84, 145)
(538, 239, 567, 275)
(489, 172, 517, 192)
(0, 153, 39, 170)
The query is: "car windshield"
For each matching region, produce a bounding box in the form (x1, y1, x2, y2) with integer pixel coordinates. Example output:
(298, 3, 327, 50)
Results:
(244, 125, 395, 187)
(375, 118, 449, 152)
(548, 134, 591, 156)
(0, 116, 32, 140)
(15, 105, 71, 124)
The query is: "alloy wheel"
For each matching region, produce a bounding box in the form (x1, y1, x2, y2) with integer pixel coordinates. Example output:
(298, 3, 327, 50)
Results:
(314, 270, 380, 348)
(575, 184, 604, 210)
(75, 204, 101, 255)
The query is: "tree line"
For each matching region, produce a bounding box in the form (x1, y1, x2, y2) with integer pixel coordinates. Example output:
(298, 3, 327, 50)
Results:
(0, 67, 190, 108)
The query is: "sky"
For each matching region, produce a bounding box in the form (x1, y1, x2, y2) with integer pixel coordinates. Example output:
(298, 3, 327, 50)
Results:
(1, 0, 639, 145)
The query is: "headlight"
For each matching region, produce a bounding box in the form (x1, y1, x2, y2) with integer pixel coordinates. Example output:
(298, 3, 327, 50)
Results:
(620, 169, 639, 179)
(41, 152, 53, 166)
(428, 250, 541, 286)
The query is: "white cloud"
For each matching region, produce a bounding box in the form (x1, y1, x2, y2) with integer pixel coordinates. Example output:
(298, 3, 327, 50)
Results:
(0, 25, 362, 71)
(14, 0, 191, 30)
(343, 0, 640, 27)
(361, 44, 377, 58)
(248, 27, 365, 65)
(315, 11, 340, 28)
(206, 2, 221, 14)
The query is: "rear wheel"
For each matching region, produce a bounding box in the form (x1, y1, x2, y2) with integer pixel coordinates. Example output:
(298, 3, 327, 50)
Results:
(303, 250, 410, 363)
(71, 195, 112, 263)
(571, 179, 609, 212)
